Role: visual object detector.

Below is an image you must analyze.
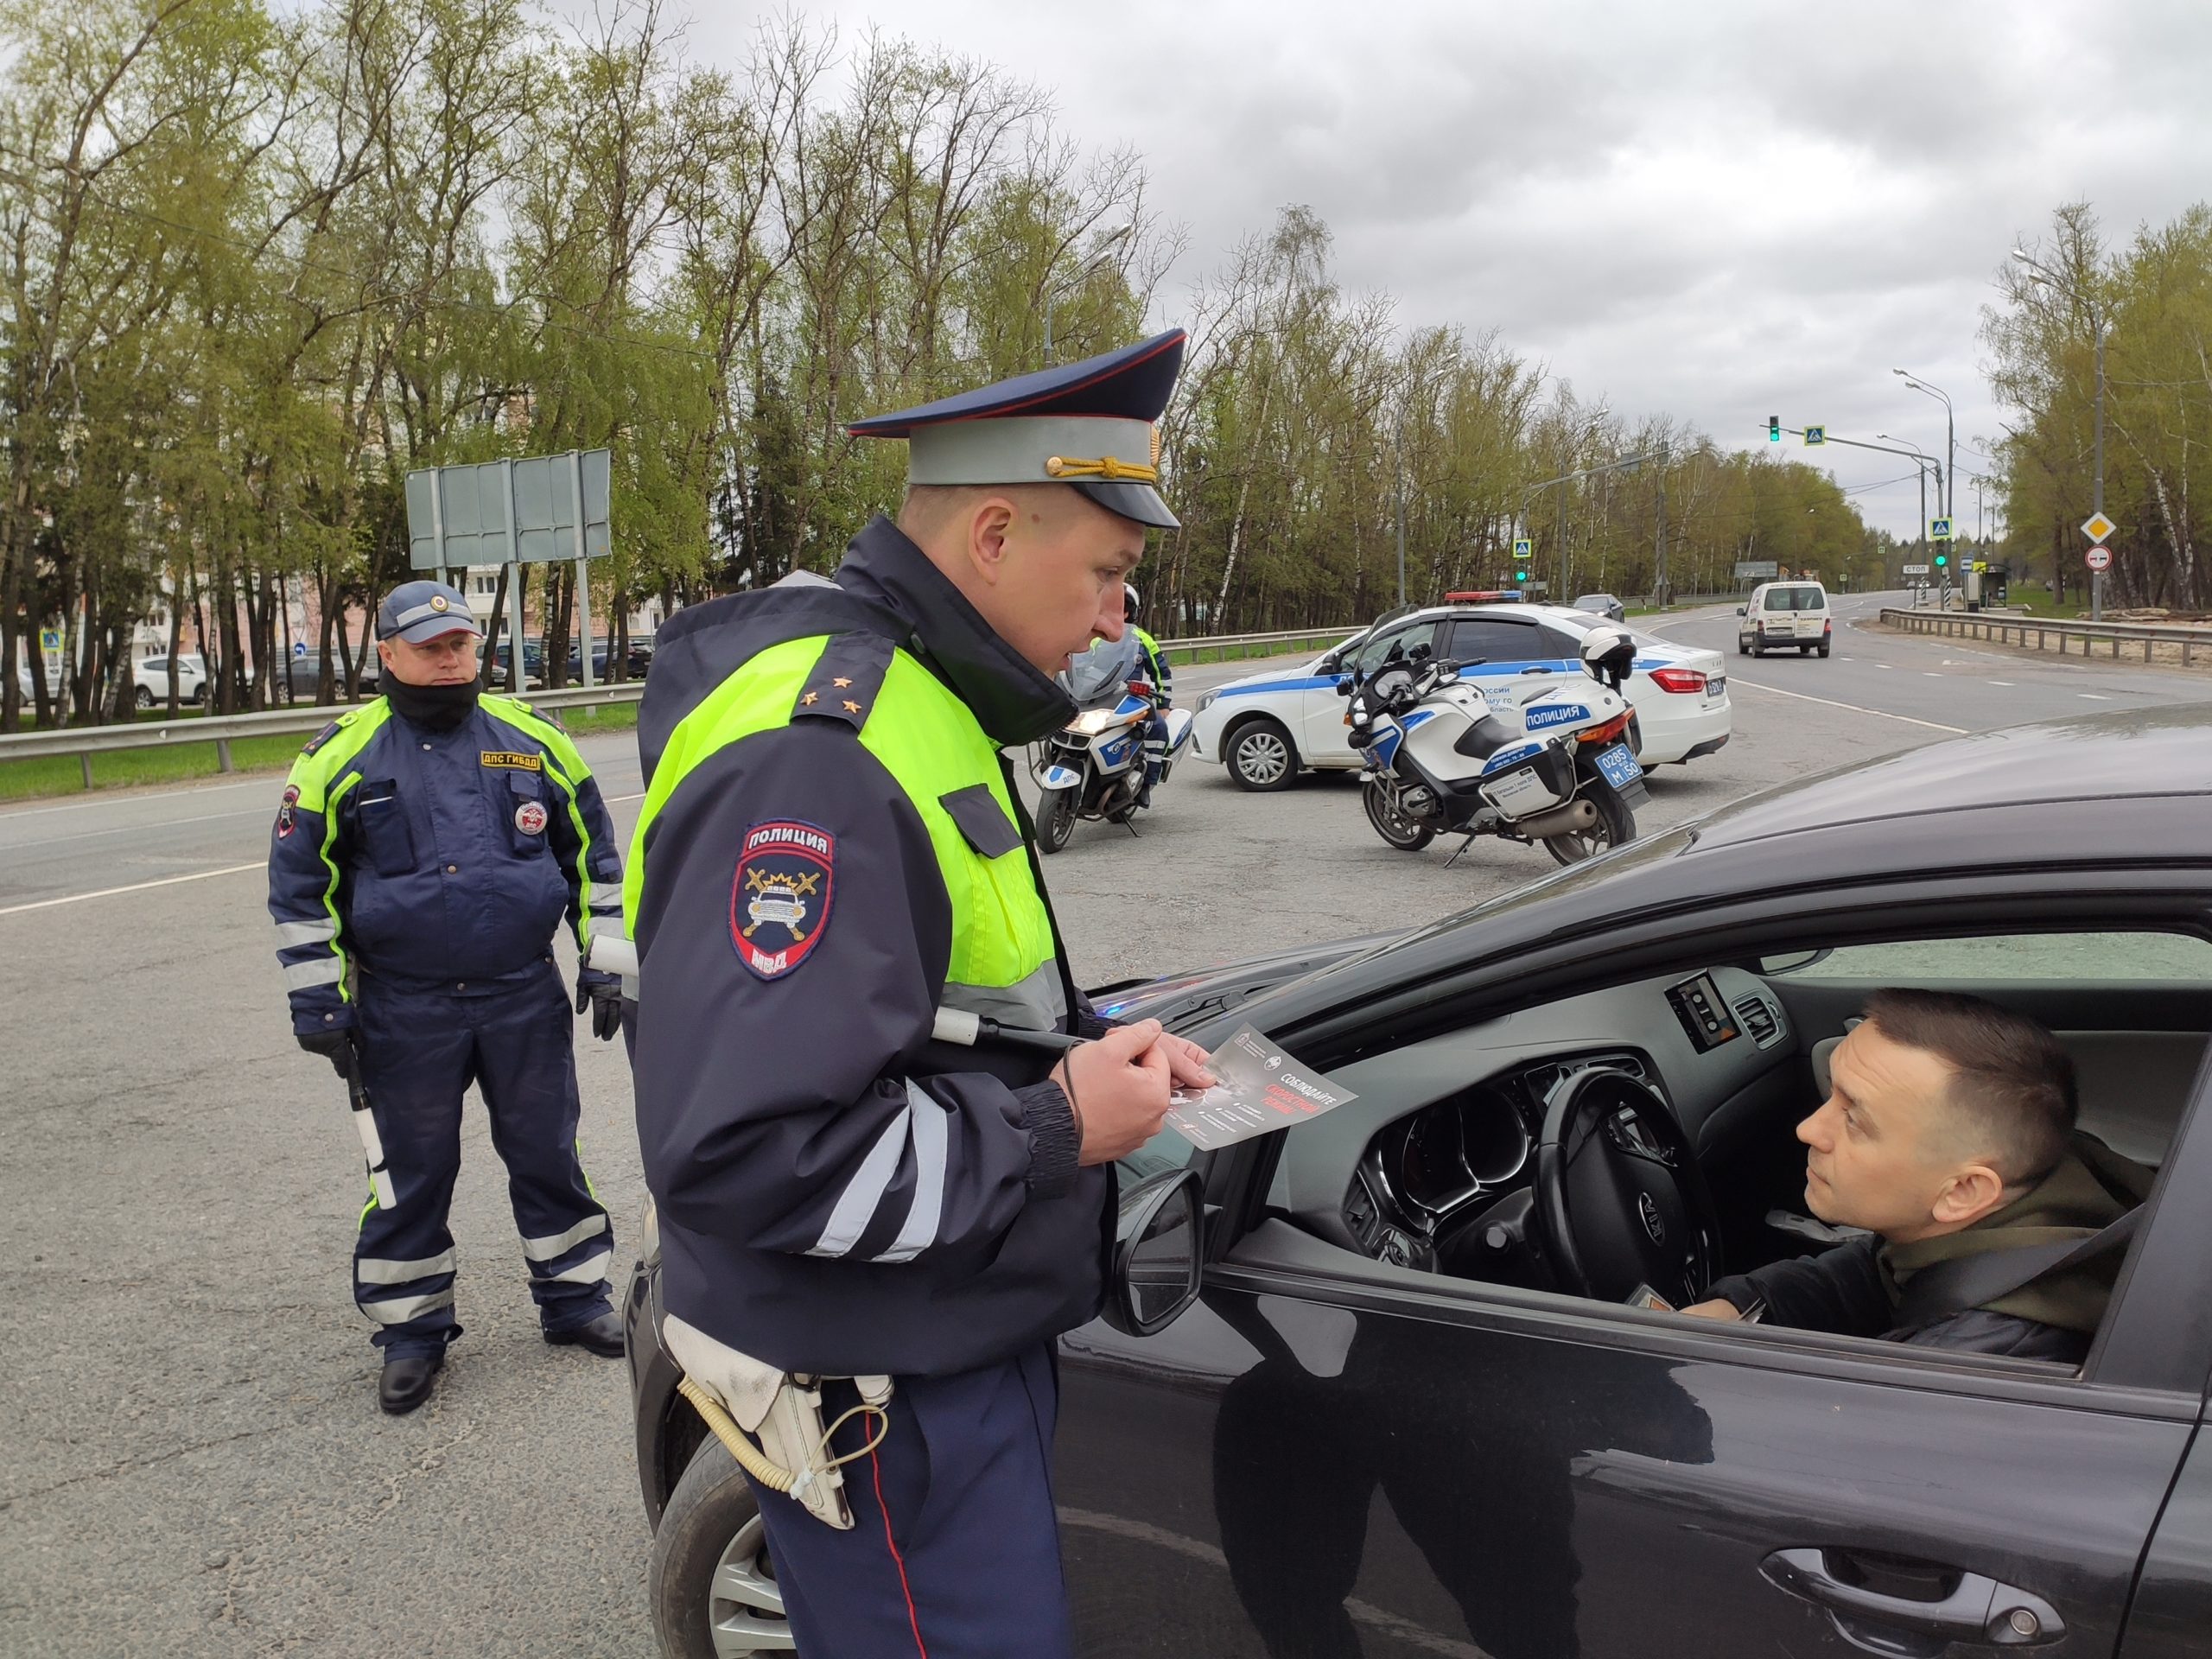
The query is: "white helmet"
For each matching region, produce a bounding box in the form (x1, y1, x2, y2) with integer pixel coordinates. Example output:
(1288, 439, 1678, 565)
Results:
(1580, 626, 1635, 690)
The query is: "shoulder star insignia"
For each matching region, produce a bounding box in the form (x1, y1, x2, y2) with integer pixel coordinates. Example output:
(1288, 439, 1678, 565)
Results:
(842, 700, 862, 714)
(832, 677, 853, 689)
(801, 691, 818, 706)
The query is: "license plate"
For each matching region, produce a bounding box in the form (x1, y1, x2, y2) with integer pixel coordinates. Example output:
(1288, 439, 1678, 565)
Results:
(1594, 741, 1642, 789)
(1707, 675, 1726, 696)
(1484, 765, 1555, 815)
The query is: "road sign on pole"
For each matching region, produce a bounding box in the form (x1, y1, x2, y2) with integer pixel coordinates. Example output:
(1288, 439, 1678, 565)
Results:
(1512, 537, 1533, 560)
(1929, 517, 1954, 541)
(2081, 512, 2117, 543)
(293, 641, 308, 658)
(2086, 545, 2112, 572)
(1901, 563, 1930, 575)
(1803, 425, 1827, 446)
(404, 450, 613, 570)
(39, 628, 61, 652)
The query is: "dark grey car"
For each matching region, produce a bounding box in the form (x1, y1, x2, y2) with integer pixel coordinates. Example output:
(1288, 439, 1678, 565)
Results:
(624, 704, 2212, 1659)
(1573, 591, 1627, 623)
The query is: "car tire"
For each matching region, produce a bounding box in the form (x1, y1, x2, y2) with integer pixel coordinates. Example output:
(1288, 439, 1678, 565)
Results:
(135, 687, 153, 709)
(1816, 644, 1831, 658)
(1224, 718, 1299, 791)
(646, 1435, 795, 1658)
(1797, 645, 1812, 655)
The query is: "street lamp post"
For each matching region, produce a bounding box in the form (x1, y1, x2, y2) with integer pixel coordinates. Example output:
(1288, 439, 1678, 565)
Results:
(1878, 434, 1946, 607)
(1893, 370, 1955, 529)
(2011, 249, 2109, 620)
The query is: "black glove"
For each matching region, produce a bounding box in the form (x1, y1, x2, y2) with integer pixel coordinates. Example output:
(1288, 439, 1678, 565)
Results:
(297, 1027, 359, 1078)
(575, 975, 624, 1042)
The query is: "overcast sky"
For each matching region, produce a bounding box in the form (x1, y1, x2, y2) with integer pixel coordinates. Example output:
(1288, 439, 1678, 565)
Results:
(688, 1, 2212, 538)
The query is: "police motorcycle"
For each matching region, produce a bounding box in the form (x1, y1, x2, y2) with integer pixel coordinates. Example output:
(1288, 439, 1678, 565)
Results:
(1033, 630, 1194, 854)
(1343, 621, 1646, 865)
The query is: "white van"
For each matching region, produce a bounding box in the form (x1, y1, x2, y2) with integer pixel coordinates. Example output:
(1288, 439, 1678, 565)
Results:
(1738, 582, 1832, 658)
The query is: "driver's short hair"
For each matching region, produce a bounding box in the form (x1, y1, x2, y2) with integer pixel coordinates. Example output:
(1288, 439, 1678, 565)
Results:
(1861, 988, 2077, 1186)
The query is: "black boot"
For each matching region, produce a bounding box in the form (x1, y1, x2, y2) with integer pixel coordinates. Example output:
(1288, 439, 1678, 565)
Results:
(545, 1310, 626, 1357)
(378, 1351, 444, 1415)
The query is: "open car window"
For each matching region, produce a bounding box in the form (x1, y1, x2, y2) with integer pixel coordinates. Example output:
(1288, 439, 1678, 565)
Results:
(1231, 925, 2209, 1386)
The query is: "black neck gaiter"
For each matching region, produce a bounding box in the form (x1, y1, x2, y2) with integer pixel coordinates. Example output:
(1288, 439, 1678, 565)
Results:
(386, 677, 482, 732)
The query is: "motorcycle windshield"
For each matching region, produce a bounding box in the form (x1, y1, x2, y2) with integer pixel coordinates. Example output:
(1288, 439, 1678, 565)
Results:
(1060, 633, 1143, 705)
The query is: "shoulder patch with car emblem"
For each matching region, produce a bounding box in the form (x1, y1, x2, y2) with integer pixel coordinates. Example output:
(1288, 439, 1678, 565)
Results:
(729, 821, 834, 980)
(276, 784, 301, 839)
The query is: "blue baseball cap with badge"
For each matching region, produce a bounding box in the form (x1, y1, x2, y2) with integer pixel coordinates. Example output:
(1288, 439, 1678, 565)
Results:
(378, 580, 483, 644)
(848, 328, 1186, 529)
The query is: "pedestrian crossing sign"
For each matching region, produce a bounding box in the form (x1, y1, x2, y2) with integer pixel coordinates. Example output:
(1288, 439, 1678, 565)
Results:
(1803, 425, 1827, 446)
(1512, 538, 1533, 560)
(1929, 518, 1954, 541)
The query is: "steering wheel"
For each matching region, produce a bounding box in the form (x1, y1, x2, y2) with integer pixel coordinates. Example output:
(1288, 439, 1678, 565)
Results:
(1533, 1067, 1724, 1307)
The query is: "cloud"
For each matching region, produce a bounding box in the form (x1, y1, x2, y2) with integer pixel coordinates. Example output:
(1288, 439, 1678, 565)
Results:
(683, 0, 2212, 534)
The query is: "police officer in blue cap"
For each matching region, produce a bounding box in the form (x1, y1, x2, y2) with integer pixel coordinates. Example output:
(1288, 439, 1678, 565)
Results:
(628, 330, 1216, 1654)
(267, 580, 629, 1414)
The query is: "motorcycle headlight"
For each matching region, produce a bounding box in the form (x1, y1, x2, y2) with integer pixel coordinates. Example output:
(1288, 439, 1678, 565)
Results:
(1069, 709, 1126, 735)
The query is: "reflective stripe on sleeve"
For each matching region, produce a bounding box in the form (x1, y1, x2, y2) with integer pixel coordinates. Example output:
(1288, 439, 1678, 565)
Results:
(588, 881, 624, 911)
(807, 1110, 912, 1259)
(874, 1085, 950, 1263)
(939, 959, 1068, 1033)
(521, 1212, 608, 1262)
(359, 1287, 455, 1325)
(355, 1249, 457, 1286)
(274, 918, 338, 949)
(285, 957, 345, 990)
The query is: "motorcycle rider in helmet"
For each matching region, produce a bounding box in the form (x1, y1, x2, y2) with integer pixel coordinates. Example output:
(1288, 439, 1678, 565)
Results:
(1123, 584, 1173, 807)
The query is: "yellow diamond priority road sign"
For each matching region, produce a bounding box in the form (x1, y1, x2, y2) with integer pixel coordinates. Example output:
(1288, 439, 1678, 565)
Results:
(2081, 511, 2118, 543)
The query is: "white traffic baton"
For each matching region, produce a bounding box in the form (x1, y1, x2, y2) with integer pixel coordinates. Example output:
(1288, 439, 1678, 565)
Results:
(342, 1052, 397, 1211)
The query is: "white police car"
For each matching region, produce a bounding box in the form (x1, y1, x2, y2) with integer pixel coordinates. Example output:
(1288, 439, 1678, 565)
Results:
(1192, 603, 1732, 791)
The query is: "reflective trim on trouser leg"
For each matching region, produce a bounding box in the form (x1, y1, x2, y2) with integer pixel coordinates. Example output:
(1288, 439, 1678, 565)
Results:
(357, 1249, 458, 1285)
(521, 1212, 607, 1262)
(541, 1241, 613, 1287)
(360, 1287, 455, 1326)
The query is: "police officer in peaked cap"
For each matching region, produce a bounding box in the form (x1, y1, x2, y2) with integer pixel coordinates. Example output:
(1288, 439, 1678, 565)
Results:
(267, 580, 630, 1414)
(626, 330, 1217, 1655)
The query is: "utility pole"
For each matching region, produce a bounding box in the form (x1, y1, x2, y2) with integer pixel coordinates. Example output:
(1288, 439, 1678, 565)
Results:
(1393, 448, 1408, 607)
(1652, 441, 1669, 607)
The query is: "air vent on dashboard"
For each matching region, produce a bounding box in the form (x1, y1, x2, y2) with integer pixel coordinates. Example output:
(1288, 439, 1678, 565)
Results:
(1732, 993, 1783, 1049)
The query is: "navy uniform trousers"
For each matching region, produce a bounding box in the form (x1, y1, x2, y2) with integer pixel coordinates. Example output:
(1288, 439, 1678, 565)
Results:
(353, 961, 613, 1358)
(747, 1343, 1072, 1658)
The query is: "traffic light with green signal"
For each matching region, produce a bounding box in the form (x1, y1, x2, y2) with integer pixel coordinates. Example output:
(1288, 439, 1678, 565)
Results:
(1514, 569, 1529, 583)
(1934, 551, 1948, 569)
(1769, 416, 1781, 442)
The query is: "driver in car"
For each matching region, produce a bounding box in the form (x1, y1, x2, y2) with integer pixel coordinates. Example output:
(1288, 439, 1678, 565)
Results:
(1681, 988, 2142, 1365)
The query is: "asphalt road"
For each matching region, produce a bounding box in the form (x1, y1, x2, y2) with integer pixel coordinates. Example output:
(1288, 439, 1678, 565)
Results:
(4, 603, 2209, 1657)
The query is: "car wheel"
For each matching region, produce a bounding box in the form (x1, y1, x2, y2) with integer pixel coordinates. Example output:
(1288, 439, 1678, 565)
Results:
(647, 1436, 795, 1658)
(1797, 645, 1812, 655)
(1737, 638, 1751, 657)
(1224, 719, 1298, 791)
(1816, 644, 1831, 658)
(1038, 785, 1078, 853)
(135, 686, 153, 709)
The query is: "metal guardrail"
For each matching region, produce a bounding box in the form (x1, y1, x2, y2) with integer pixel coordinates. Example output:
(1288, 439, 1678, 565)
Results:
(1880, 607, 2212, 667)
(0, 681, 648, 788)
(0, 628, 1352, 787)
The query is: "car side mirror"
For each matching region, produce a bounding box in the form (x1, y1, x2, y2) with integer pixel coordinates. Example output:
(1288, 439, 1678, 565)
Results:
(1335, 677, 1356, 697)
(1736, 606, 1747, 616)
(1101, 1168, 1204, 1338)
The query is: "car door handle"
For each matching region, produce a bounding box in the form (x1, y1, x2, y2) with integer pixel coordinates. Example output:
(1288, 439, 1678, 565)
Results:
(1516, 666, 1550, 676)
(1761, 1548, 2063, 1649)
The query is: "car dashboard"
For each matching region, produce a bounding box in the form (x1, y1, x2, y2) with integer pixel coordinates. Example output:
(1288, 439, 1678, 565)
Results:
(1272, 965, 1794, 1289)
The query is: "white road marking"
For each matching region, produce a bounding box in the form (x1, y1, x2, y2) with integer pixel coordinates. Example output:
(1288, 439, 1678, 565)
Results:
(0, 860, 265, 917)
(1922, 672, 1942, 677)
(1874, 662, 1893, 670)
(0, 803, 270, 851)
(1989, 681, 2014, 687)
(1726, 678, 1967, 734)
(2080, 693, 2110, 701)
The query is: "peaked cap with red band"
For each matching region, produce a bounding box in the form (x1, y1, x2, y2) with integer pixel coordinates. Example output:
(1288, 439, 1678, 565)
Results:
(847, 328, 1185, 529)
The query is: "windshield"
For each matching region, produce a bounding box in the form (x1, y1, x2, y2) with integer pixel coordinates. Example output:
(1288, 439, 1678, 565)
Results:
(1761, 586, 1826, 611)
(1544, 610, 1670, 651)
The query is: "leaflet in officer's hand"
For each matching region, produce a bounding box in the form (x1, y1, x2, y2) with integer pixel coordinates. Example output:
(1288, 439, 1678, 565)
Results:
(1166, 1026, 1358, 1151)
